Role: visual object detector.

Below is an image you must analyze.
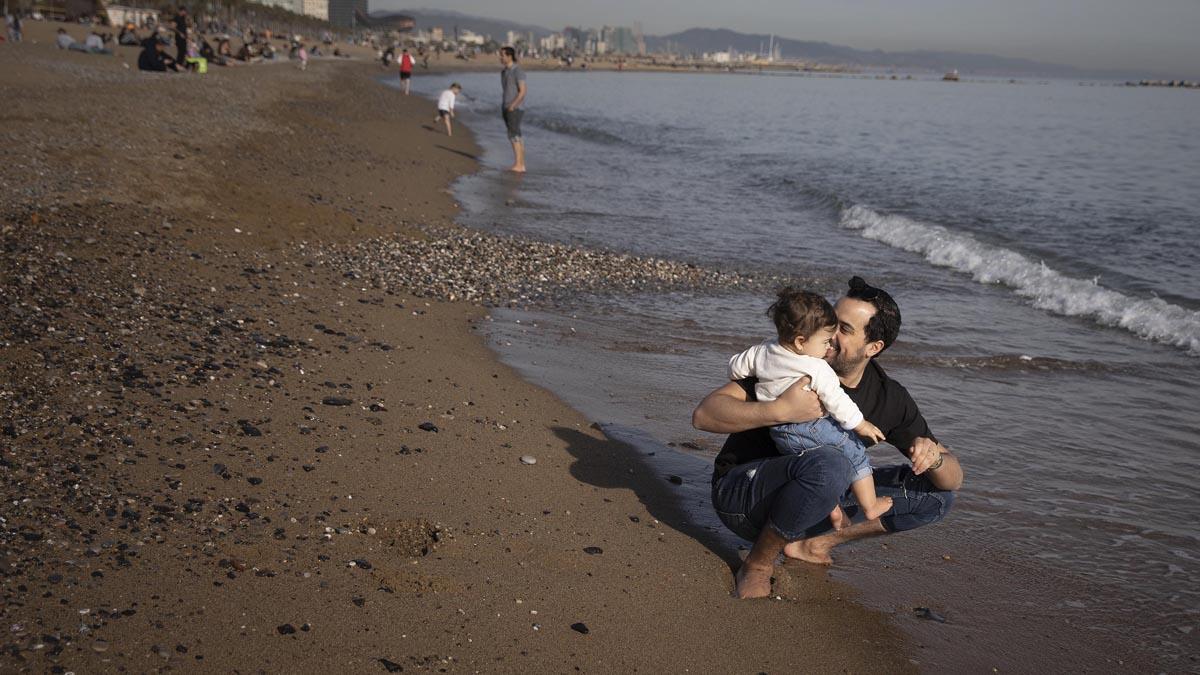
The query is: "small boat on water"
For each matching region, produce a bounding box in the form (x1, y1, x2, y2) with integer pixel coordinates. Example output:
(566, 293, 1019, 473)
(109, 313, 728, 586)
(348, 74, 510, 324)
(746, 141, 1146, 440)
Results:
(943, 69, 960, 81)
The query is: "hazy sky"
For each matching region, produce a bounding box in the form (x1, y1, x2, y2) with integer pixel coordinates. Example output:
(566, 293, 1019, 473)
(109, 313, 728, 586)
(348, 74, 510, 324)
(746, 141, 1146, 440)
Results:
(375, 0, 1199, 74)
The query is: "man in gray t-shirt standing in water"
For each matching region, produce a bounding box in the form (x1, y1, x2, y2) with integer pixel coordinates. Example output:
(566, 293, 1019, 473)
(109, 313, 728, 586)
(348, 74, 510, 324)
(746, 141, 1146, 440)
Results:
(499, 46, 528, 173)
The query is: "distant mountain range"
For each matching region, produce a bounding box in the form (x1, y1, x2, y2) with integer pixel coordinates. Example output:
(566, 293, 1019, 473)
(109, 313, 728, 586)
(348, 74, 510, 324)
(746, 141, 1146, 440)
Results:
(373, 8, 1146, 79)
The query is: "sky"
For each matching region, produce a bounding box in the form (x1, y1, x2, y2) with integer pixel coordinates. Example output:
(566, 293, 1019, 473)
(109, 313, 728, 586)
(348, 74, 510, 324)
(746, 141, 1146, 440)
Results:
(373, 0, 1199, 75)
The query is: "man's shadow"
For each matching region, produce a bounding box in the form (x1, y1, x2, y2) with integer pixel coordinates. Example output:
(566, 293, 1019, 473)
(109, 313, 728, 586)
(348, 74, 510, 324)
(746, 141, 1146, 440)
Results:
(551, 425, 744, 570)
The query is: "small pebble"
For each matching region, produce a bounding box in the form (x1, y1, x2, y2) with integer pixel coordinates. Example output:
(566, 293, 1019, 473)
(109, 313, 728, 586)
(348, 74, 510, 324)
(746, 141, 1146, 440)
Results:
(519, 455, 537, 465)
(570, 622, 590, 635)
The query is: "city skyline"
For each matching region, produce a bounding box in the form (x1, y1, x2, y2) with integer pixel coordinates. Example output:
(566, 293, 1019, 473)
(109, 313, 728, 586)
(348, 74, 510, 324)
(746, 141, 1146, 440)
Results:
(371, 0, 1199, 75)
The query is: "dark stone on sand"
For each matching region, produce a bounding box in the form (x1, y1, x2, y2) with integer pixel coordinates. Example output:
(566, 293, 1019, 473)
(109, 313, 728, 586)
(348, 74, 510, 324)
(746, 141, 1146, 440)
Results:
(277, 623, 296, 635)
(322, 397, 353, 406)
(352, 558, 373, 570)
(667, 475, 684, 485)
(212, 463, 227, 475)
(247, 477, 263, 486)
(239, 421, 262, 437)
(913, 607, 947, 623)
(570, 622, 590, 635)
(369, 403, 387, 412)
(628, 516, 640, 523)
(352, 596, 365, 607)
(582, 546, 603, 555)
(378, 658, 404, 672)
(418, 422, 438, 432)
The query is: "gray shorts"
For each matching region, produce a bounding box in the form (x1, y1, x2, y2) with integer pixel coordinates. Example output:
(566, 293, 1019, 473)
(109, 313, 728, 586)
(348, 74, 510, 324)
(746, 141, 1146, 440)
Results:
(502, 108, 523, 142)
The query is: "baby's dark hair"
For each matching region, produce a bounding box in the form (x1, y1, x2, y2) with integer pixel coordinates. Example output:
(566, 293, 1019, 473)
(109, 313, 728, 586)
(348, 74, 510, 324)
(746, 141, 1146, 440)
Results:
(768, 287, 838, 344)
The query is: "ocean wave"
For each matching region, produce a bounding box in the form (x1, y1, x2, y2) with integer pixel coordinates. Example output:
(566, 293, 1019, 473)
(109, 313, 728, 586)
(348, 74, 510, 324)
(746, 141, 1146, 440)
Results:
(887, 353, 1120, 373)
(530, 116, 627, 146)
(839, 205, 1200, 355)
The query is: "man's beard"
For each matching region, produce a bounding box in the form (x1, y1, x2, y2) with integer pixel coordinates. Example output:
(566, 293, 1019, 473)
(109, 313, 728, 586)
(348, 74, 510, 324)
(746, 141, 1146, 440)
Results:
(829, 344, 867, 376)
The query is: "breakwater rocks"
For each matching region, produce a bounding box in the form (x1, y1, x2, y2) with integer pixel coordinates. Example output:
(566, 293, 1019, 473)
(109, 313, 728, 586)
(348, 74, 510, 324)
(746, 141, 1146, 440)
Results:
(325, 225, 775, 306)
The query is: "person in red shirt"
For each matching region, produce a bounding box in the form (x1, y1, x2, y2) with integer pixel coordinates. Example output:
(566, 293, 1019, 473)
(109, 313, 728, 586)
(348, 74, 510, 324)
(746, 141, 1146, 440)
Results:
(398, 48, 414, 95)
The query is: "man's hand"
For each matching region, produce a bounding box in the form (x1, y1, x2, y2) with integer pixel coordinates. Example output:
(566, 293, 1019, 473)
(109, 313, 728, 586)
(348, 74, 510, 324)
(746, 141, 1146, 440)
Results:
(691, 378, 823, 434)
(907, 436, 942, 474)
(906, 437, 963, 490)
(770, 378, 823, 425)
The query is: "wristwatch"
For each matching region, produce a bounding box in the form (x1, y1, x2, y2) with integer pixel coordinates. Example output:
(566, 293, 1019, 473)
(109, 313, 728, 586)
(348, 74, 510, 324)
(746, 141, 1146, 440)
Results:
(928, 453, 945, 471)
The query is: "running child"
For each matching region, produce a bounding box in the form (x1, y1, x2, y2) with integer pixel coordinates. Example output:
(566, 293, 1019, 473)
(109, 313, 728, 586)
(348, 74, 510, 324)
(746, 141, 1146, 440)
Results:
(433, 83, 462, 136)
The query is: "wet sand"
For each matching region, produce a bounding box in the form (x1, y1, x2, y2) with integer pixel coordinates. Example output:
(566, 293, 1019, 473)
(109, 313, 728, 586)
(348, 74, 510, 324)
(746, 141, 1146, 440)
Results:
(1, 23, 916, 672)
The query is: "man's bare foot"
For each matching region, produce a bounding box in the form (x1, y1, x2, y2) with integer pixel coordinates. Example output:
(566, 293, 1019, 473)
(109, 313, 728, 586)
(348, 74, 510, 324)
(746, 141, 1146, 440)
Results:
(783, 537, 834, 565)
(733, 563, 773, 599)
(830, 506, 849, 530)
(508, 165, 526, 173)
(861, 496, 893, 520)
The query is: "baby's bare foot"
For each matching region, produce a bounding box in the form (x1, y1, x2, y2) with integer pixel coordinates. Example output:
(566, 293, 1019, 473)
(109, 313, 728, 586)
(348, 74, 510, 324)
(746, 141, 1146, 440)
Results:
(862, 496, 894, 521)
(733, 563, 773, 599)
(830, 506, 849, 531)
(783, 538, 833, 565)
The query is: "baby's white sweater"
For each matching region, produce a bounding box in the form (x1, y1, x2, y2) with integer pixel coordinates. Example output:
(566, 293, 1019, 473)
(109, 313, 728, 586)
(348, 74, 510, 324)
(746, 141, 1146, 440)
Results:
(728, 339, 865, 430)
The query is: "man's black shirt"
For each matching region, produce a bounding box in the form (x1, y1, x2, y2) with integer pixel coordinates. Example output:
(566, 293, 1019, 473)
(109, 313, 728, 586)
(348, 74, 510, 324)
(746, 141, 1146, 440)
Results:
(712, 359, 935, 479)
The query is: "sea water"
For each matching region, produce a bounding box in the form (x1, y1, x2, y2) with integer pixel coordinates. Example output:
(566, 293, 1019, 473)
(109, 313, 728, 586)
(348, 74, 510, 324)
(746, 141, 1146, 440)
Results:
(403, 70, 1200, 671)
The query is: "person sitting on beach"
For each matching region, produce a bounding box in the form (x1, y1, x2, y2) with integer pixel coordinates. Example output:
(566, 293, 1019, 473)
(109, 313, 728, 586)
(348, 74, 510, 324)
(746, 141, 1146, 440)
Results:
(118, 24, 140, 46)
(297, 43, 309, 71)
(56, 28, 75, 50)
(433, 83, 462, 136)
(83, 31, 112, 55)
(727, 287, 893, 530)
(694, 276, 963, 599)
(137, 37, 179, 72)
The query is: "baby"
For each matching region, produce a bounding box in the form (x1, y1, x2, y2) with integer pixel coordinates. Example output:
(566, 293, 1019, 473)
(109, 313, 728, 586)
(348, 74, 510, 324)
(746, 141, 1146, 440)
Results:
(728, 287, 893, 527)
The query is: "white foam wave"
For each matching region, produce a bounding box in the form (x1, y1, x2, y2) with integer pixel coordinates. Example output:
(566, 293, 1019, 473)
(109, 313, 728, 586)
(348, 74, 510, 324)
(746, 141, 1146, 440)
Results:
(839, 205, 1200, 355)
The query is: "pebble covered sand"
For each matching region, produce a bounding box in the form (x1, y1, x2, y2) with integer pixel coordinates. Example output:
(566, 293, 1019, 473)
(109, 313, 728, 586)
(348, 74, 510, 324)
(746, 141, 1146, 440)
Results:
(327, 223, 774, 306)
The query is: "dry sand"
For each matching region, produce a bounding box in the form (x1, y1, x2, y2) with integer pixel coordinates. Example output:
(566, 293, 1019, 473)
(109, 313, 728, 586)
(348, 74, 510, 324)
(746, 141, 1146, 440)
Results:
(1, 22, 917, 672)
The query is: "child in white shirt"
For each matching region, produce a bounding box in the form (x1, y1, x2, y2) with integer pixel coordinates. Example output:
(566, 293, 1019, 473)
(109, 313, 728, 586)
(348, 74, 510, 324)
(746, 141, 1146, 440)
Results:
(728, 287, 893, 526)
(434, 83, 462, 136)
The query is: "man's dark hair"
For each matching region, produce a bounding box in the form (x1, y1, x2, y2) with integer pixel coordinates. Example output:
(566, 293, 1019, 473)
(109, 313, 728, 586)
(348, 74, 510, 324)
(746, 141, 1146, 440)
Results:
(768, 287, 837, 344)
(846, 276, 901, 352)
(501, 46, 517, 61)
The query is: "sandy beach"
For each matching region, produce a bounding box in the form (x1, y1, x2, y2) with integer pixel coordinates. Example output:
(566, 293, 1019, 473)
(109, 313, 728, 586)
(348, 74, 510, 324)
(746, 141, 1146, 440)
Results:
(0, 22, 919, 673)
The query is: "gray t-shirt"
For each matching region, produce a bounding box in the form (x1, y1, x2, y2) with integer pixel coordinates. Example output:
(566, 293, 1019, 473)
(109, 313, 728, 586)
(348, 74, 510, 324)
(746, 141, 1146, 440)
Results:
(501, 64, 526, 109)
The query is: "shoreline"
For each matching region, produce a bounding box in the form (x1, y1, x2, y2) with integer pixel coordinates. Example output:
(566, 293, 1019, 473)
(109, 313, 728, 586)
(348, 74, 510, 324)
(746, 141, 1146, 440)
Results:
(1, 24, 915, 673)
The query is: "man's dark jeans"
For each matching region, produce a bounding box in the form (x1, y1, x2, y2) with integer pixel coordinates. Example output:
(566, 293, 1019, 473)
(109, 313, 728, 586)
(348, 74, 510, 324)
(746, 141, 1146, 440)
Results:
(711, 446, 955, 542)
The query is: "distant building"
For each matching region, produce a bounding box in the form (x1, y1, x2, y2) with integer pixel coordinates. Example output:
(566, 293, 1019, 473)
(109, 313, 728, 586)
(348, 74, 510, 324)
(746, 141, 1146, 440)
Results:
(327, 0, 366, 28)
(258, 0, 303, 14)
(301, 0, 328, 21)
(458, 29, 485, 46)
(430, 27, 443, 42)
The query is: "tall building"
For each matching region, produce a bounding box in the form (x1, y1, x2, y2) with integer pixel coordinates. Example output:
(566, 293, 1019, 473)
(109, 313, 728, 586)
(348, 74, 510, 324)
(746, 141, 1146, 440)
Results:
(327, 0, 366, 28)
(258, 0, 303, 14)
(301, 0, 328, 21)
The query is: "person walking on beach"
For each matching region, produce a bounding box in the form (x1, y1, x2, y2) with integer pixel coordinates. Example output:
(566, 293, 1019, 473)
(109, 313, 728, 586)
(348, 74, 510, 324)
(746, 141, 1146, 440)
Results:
(694, 276, 963, 599)
(499, 46, 527, 173)
(398, 48, 414, 94)
(433, 83, 462, 136)
(172, 7, 189, 65)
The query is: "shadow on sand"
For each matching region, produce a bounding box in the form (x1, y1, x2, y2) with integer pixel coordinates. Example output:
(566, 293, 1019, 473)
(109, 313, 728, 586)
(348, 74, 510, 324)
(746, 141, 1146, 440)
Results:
(551, 424, 744, 570)
(433, 144, 479, 161)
